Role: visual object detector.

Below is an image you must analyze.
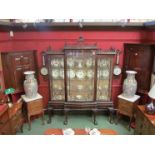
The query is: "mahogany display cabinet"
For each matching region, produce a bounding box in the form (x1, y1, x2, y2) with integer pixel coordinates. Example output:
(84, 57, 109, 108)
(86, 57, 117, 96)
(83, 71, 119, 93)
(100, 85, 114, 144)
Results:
(43, 45, 116, 125)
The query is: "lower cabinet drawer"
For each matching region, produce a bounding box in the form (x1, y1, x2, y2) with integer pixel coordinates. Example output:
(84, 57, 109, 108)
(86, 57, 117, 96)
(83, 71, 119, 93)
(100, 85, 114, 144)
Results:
(118, 99, 133, 116)
(0, 121, 11, 135)
(27, 99, 43, 110)
(0, 111, 9, 124)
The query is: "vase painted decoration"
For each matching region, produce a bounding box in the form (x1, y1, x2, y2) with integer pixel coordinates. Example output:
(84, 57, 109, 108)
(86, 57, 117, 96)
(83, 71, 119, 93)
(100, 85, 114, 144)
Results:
(122, 70, 137, 98)
(24, 71, 38, 98)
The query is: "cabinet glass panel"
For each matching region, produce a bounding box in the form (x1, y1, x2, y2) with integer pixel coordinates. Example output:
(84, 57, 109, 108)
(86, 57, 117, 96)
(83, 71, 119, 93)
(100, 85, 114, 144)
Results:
(97, 57, 111, 101)
(49, 56, 65, 101)
(66, 50, 95, 101)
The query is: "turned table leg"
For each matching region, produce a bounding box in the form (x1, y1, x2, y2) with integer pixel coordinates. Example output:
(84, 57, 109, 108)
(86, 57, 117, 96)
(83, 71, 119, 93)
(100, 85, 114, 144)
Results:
(93, 109, 98, 125)
(128, 116, 133, 131)
(116, 111, 121, 125)
(47, 107, 53, 124)
(41, 112, 45, 125)
(28, 115, 31, 131)
(64, 109, 69, 125)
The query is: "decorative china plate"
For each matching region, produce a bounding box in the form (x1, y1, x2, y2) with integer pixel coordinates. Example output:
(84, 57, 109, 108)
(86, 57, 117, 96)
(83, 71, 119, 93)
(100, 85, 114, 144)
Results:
(102, 70, 109, 77)
(89, 128, 101, 135)
(60, 60, 64, 67)
(99, 60, 107, 67)
(55, 95, 63, 100)
(53, 84, 63, 90)
(52, 69, 59, 79)
(99, 96, 107, 100)
(87, 70, 94, 79)
(77, 85, 84, 90)
(59, 69, 64, 79)
(67, 58, 74, 67)
(62, 128, 75, 135)
(51, 59, 60, 67)
(67, 70, 75, 79)
(76, 70, 85, 79)
(86, 58, 93, 67)
(76, 95, 83, 100)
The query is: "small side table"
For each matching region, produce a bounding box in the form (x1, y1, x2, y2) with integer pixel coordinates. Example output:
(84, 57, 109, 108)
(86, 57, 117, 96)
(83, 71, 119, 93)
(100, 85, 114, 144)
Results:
(21, 93, 44, 130)
(116, 94, 140, 130)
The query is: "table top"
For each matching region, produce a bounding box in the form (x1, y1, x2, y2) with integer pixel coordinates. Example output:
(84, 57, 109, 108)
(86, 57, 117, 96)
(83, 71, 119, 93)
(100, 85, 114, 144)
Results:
(21, 93, 42, 102)
(118, 94, 140, 102)
(44, 128, 117, 135)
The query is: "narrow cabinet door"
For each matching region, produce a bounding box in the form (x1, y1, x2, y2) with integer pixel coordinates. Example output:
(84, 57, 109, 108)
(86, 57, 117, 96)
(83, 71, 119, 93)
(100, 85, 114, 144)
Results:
(65, 49, 95, 102)
(96, 55, 113, 101)
(48, 55, 65, 101)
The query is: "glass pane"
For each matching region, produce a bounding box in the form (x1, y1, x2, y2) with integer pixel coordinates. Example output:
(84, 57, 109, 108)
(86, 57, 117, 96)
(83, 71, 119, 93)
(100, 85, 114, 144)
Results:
(66, 50, 95, 101)
(97, 58, 111, 101)
(50, 57, 65, 100)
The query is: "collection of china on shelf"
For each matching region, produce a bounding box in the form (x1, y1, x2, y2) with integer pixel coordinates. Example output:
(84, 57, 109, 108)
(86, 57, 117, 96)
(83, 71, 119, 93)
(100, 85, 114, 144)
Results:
(96, 58, 111, 100)
(50, 58, 65, 100)
(49, 56, 111, 101)
(51, 60, 110, 80)
(67, 56, 95, 101)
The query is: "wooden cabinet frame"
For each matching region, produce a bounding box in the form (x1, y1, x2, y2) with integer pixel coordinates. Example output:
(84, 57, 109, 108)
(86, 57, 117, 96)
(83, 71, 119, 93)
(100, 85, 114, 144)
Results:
(44, 45, 115, 124)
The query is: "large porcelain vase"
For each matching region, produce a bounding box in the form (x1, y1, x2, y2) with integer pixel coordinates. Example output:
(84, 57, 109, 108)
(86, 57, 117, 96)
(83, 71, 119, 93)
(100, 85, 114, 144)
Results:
(122, 70, 137, 98)
(24, 71, 38, 98)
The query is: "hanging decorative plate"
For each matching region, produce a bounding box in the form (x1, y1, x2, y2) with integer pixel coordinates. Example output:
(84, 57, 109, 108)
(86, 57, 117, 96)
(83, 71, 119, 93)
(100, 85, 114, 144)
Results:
(67, 69, 75, 79)
(76, 70, 85, 79)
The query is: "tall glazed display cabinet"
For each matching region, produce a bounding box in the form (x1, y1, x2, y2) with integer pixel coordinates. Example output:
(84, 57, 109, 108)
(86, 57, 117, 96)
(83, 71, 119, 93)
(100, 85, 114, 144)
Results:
(44, 45, 115, 124)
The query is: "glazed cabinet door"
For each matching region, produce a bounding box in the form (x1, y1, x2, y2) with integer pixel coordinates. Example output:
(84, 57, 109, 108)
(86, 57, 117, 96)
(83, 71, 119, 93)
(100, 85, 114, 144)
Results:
(96, 55, 113, 101)
(65, 50, 96, 102)
(48, 55, 65, 101)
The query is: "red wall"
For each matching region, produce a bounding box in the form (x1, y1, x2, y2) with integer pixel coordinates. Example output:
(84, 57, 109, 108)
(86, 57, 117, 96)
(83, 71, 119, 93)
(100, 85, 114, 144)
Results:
(1, 30, 155, 107)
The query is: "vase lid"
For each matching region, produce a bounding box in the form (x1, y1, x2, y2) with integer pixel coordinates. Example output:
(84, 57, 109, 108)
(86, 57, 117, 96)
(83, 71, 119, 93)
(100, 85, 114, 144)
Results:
(24, 71, 35, 75)
(126, 70, 137, 74)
